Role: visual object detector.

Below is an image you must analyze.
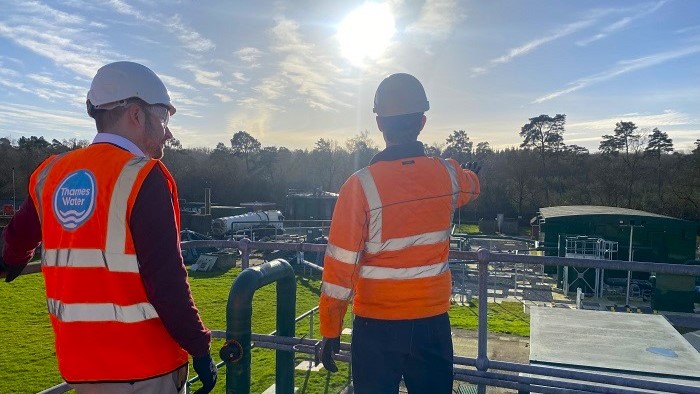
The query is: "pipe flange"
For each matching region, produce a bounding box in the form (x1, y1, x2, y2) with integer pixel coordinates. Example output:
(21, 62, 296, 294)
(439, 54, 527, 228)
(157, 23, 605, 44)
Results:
(220, 339, 244, 363)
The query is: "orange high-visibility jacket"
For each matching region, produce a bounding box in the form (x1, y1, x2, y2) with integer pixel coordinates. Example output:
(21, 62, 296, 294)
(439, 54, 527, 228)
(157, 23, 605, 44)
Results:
(319, 153, 480, 337)
(29, 144, 189, 383)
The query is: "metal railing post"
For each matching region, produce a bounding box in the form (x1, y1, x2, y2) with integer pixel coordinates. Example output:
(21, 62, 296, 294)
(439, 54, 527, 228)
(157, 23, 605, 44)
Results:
(220, 259, 296, 394)
(309, 309, 314, 339)
(476, 248, 490, 394)
(240, 237, 250, 269)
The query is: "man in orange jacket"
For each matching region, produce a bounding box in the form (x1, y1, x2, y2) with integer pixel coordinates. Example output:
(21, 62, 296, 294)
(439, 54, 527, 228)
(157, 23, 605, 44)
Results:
(0, 62, 216, 394)
(318, 73, 481, 393)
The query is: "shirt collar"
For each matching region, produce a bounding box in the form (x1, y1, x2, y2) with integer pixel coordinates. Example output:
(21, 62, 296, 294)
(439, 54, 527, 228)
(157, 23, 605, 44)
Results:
(92, 133, 145, 157)
(370, 141, 426, 165)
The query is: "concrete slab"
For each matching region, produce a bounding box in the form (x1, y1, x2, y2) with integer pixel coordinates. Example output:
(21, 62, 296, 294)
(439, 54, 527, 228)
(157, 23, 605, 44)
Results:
(451, 328, 529, 363)
(262, 384, 298, 394)
(530, 307, 700, 379)
(295, 360, 325, 372)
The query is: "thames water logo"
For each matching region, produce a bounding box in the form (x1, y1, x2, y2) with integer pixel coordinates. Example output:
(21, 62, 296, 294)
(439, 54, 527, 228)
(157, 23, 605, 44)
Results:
(53, 170, 97, 230)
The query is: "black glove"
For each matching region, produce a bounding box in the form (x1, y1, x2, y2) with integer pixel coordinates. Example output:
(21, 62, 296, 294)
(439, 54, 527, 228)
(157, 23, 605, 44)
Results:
(0, 258, 23, 283)
(0, 252, 24, 283)
(192, 354, 217, 394)
(461, 161, 481, 175)
(320, 336, 340, 373)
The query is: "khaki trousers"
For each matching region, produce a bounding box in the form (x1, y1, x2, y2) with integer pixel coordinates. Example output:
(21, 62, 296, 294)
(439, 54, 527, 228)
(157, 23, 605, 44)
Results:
(70, 364, 188, 394)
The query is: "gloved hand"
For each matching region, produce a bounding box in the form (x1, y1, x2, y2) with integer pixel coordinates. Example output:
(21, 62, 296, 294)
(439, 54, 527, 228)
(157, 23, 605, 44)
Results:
(320, 336, 340, 373)
(461, 161, 481, 175)
(0, 257, 22, 283)
(0, 256, 18, 283)
(192, 354, 217, 394)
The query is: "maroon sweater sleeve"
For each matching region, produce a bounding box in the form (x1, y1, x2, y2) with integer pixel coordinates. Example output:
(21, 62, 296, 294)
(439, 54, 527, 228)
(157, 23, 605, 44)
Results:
(2, 197, 42, 278)
(130, 165, 211, 358)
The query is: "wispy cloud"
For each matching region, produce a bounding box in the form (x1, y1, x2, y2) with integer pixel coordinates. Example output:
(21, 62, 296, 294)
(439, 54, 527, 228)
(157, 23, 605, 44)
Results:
(567, 110, 698, 150)
(106, 0, 141, 19)
(251, 78, 286, 103)
(214, 93, 233, 103)
(0, 56, 23, 67)
(470, 17, 597, 76)
(532, 46, 700, 103)
(0, 77, 33, 95)
(26, 73, 87, 104)
(159, 74, 197, 91)
(576, 1, 666, 46)
(232, 72, 250, 83)
(23, 0, 85, 25)
(235, 47, 263, 67)
(0, 102, 93, 138)
(406, 0, 463, 40)
(167, 90, 206, 118)
(495, 20, 595, 65)
(181, 64, 222, 87)
(269, 18, 349, 111)
(0, 2, 120, 81)
(675, 25, 700, 34)
(106, 0, 214, 53)
(0, 21, 113, 78)
(569, 110, 692, 134)
(166, 15, 215, 52)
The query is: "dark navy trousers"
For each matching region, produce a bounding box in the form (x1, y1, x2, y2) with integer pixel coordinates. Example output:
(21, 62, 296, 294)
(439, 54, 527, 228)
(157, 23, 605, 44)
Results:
(351, 313, 454, 394)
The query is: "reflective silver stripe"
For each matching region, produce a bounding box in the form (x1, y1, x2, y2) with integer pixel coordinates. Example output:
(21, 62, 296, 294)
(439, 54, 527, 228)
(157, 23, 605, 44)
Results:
(34, 154, 64, 223)
(360, 261, 450, 280)
(356, 168, 382, 244)
(321, 282, 353, 301)
(439, 158, 459, 212)
(42, 248, 140, 273)
(325, 243, 361, 265)
(105, 157, 149, 255)
(47, 298, 159, 323)
(365, 229, 451, 254)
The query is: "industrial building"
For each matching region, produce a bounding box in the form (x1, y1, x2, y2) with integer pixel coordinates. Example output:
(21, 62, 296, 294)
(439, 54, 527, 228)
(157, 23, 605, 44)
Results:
(533, 205, 699, 312)
(285, 189, 338, 221)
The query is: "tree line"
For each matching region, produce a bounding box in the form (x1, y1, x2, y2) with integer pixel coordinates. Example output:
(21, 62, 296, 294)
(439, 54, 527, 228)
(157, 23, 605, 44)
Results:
(1, 115, 699, 222)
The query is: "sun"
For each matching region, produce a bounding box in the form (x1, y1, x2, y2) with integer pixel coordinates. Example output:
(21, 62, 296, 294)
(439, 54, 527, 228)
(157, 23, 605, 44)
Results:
(337, 3, 395, 67)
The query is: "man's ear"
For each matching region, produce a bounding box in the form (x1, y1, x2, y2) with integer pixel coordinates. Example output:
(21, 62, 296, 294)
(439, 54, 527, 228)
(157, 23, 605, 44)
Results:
(126, 104, 144, 129)
(419, 115, 426, 132)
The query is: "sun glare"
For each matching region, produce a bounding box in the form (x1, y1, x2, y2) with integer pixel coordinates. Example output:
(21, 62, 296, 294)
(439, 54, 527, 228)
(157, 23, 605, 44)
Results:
(337, 3, 395, 67)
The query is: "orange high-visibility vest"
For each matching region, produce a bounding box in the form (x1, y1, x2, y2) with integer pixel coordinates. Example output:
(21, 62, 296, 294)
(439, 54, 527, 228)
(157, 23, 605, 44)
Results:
(320, 156, 479, 337)
(29, 143, 189, 383)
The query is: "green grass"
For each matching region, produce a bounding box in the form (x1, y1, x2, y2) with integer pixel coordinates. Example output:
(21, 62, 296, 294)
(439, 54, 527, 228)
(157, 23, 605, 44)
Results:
(0, 269, 529, 393)
(454, 224, 480, 234)
(449, 301, 530, 337)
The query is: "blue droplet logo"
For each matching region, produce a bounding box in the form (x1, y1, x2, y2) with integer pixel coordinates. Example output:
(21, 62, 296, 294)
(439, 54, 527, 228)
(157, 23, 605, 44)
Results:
(53, 170, 97, 230)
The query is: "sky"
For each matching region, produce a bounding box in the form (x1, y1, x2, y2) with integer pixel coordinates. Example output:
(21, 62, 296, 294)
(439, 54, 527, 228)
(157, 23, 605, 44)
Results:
(0, 0, 699, 152)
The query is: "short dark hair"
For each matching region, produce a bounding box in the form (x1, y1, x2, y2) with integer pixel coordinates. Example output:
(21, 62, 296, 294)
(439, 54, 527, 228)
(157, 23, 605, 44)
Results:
(378, 112, 424, 144)
(91, 97, 149, 133)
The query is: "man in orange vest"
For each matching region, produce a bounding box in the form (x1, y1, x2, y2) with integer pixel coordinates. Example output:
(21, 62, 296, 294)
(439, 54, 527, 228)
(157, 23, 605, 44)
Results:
(0, 61, 217, 394)
(318, 73, 481, 393)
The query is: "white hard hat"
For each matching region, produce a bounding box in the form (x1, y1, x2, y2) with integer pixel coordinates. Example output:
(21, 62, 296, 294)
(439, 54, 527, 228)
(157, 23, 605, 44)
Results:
(86, 61, 176, 115)
(373, 73, 429, 117)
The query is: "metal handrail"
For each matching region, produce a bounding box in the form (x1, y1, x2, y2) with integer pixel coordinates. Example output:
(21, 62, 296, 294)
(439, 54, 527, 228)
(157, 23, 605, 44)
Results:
(34, 239, 700, 394)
